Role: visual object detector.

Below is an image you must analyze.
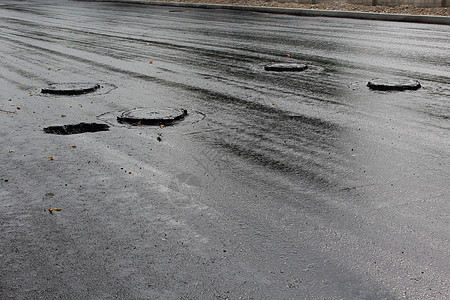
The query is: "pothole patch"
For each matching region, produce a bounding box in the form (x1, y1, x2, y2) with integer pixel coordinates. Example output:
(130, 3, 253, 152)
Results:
(43, 123, 110, 135)
(117, 108, 188, 126)
(367, 79, 421, 91)
(40, 83, 116, 96)
(264, 63, 308, 72)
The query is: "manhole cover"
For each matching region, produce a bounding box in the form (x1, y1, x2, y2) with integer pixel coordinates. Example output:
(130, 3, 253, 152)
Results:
(41, 83, 101, 95)
(264, 63, 308, 72)
(43, 123, 110, 135)
(117, 108, 188, 126)
(367, 79, 421, 91)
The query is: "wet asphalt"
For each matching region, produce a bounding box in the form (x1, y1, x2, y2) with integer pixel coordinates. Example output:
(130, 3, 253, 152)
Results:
(1, 0, 449, 299)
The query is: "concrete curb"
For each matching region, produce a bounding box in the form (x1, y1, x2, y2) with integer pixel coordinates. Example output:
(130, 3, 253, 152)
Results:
(85, 0, 450, 25)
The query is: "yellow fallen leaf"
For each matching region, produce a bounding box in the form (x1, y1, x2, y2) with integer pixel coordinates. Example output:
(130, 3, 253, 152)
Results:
(286, 53, 291, 58)
(47, 67, 51, 70)
(48, 156, 54, 161)
(48, 208, 53, 214)
(53, 208, 62, 211)
(146, 43, 150, 46)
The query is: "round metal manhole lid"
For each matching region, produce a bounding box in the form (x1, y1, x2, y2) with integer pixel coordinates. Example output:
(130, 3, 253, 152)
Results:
(264, 63, 308, 72)
(41, 83, 101, 95)
(117, 108, 188, 126)
(367, 79, 421, 91)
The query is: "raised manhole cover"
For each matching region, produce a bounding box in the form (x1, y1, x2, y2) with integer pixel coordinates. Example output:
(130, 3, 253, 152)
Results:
(367, 79, 421, 91)
(43, 123, 110, 135)
(264, 63, 308, 72)
(41, 83, 101, 95)
(117, 108, 188, 126)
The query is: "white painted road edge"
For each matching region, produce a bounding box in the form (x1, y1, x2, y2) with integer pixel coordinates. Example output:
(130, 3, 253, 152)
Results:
(83, 0, 450, 25)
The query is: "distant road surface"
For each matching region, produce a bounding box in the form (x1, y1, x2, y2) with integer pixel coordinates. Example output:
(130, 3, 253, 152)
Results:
(1, 0, 449, 298)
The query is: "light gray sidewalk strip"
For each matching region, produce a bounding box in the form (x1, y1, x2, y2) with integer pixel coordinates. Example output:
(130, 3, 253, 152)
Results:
(84, 0, 450, 25)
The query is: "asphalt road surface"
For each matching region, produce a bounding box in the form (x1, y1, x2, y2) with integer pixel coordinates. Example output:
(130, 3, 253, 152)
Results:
(1, 0, 449, 299)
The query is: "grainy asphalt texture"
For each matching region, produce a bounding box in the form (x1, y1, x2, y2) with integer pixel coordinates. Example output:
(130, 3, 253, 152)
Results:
(1, 0, 449, 299)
